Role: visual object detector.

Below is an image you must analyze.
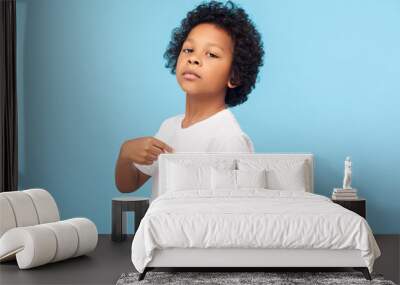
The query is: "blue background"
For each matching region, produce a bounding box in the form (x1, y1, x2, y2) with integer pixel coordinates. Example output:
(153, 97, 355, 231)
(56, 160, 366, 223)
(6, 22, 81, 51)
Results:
(16, 0, 400, 234)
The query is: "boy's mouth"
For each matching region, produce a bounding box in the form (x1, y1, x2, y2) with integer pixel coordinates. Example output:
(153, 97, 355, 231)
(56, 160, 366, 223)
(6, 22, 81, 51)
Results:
(182, 70, 201, 80)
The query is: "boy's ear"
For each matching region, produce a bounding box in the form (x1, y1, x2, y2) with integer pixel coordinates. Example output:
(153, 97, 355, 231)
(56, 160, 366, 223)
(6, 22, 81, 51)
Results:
(227, 70, 240, 89)
(227, 79, 238, 89)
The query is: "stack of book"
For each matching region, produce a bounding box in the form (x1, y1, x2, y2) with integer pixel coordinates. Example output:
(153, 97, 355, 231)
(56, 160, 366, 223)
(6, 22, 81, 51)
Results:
(332, 188, 358, 200)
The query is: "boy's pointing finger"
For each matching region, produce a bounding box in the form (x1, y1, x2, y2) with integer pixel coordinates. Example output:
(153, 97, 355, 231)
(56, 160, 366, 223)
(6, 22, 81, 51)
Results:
(165, 145, 174, 153)
(152, 138, 174, 153)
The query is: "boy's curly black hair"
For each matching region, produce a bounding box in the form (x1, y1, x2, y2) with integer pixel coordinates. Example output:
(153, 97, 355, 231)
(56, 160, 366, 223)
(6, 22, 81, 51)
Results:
(164, 0, 264, 107)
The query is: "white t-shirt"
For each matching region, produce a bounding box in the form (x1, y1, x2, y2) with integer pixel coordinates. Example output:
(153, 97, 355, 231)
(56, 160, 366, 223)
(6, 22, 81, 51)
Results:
(133, 108, 254, 200)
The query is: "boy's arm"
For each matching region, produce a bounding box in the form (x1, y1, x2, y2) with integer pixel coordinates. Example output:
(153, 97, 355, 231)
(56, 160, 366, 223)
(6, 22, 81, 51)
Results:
(115, 136, 172, 193)
(115, 149, 150, 193)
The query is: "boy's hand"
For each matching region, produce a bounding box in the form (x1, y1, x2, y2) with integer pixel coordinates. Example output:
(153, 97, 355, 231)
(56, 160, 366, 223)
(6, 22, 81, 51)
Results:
(120, 137, 174, 165)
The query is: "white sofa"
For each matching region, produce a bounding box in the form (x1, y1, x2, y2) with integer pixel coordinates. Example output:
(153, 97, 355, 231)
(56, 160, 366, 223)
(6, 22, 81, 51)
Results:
(0, 188, 98, 269)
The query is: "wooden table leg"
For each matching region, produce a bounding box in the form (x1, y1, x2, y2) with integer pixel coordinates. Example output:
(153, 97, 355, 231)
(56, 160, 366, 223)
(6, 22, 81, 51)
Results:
(112, 201, 127, 241)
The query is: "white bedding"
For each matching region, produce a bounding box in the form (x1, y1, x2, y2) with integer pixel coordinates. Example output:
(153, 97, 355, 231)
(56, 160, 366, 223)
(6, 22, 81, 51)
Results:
(131, 189, 381, 273)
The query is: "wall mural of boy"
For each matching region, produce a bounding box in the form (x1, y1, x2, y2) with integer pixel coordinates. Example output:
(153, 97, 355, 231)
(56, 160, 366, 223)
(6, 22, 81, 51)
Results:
(115, 1, 264, 200)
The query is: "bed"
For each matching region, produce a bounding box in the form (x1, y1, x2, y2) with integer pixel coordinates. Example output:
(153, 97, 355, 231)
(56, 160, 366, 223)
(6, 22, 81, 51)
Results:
(130, 153, 381, 281)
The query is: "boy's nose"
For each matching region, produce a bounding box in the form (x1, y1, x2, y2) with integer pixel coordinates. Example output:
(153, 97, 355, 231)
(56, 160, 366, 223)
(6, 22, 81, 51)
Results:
(188, 58, 200, 65)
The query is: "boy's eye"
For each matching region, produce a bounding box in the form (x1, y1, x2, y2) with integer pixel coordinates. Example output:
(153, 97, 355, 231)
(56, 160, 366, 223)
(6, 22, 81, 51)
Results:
(182, 48, 193, 53)
(207, 52, 218, 58)
(182, 48, 218, 58)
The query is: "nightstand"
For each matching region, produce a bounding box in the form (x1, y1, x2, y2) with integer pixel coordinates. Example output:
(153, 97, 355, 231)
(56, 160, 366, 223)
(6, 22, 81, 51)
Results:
(331, 197, 366, 219)
(111, 196, 149, 242)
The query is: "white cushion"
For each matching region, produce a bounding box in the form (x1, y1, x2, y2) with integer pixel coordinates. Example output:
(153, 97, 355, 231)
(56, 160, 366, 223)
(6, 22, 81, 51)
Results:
(41, 221, 79, 262)
(0, 196, 17, 237)
(166, 159, 236, 192)
(63, 218, 98, 257)
(0, 218, 97, 269)
(0, 189, 60, 238)
(211, 168, 268, 190)
(238, 159, 308, 191)
(0, 191, 40, 227)
(23, 189, 60, 223)
(167, 162, 211, 191)
(0, 189, 97, 269)
(0, 225, 57, 268)
(211, 168, 236, 190)
(236, 169, 268, 188)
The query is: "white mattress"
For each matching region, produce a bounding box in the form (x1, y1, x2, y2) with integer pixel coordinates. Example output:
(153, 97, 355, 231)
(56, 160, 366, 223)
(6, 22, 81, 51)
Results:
(131, 189, 381, 273)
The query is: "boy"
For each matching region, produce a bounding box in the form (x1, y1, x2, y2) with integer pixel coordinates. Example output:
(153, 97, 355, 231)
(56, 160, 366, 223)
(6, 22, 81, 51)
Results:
(115, 1, 264, 199)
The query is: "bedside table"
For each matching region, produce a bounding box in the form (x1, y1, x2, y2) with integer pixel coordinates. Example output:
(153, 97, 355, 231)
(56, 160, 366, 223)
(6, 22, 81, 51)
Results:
(331, 197, 366, 218)
(111, 196, 149, 242)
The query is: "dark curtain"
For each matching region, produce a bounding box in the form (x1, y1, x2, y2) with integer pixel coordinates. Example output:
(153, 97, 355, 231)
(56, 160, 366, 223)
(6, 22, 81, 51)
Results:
(0, 0, 18, 192)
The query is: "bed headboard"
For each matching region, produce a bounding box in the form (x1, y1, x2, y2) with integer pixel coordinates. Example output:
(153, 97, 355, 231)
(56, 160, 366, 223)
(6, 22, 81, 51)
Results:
(158, 152, 314, 196)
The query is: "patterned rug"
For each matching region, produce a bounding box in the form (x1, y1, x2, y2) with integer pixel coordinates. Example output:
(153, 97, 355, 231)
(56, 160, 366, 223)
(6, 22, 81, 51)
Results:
(116, 271, 396, 285)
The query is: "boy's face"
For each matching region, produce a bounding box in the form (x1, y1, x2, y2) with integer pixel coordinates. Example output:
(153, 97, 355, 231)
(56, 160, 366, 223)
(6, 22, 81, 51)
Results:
(176, 23, 237, 99)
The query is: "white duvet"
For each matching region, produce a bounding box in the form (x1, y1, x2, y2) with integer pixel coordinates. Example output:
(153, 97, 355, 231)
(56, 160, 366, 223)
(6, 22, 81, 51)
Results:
(131, 189, 381, 273)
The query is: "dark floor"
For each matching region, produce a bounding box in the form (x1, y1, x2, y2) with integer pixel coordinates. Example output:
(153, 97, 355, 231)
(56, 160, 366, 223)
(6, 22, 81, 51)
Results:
(0, 235, 399, 285)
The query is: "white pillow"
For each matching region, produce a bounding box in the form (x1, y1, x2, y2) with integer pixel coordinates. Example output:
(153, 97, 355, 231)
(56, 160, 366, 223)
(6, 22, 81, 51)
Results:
(237, 159, 308, 191)
(236, 169, 267, 189)
(211, 168, 268, 190)
(211, 168, 236, 190)
(166, 162, 211, 192)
